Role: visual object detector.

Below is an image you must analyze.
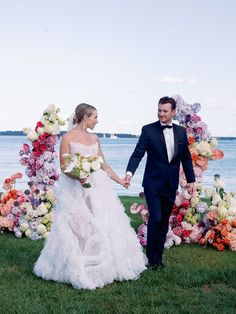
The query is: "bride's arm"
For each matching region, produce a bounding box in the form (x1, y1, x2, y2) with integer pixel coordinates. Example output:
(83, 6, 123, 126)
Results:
(97, 139, 128, 188)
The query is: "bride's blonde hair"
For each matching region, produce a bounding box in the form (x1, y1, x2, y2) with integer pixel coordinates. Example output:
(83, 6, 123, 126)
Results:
(73, 103, 97, 124)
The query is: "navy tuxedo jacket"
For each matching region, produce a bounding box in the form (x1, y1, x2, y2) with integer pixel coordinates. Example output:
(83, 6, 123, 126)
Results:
(126, 121, 195, 195)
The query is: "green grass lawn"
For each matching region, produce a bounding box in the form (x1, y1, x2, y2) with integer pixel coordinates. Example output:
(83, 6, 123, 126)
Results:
(0, 196, 235, 314)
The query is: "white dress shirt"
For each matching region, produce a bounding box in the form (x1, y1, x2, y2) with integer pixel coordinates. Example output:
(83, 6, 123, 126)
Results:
(160, 123, 174, 162)
(126, 122, 175, 177)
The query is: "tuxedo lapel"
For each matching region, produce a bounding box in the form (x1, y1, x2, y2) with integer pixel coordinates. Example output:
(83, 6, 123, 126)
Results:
(156, 121, 169, 162)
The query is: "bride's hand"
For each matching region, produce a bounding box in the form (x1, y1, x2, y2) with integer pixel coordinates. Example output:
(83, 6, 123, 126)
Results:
(119, 178, 129, 189)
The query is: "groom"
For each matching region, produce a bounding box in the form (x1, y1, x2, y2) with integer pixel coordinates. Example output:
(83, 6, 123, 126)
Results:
(125, 96, 196, 269)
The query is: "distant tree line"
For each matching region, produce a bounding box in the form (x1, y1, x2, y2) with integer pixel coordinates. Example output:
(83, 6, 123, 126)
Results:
(0, 130, 139, 138)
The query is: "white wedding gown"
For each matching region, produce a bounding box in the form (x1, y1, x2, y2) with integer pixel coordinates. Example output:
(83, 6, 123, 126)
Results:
(33, 142, 146, 289)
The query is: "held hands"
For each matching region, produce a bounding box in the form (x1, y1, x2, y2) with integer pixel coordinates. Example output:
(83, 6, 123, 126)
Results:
(119, 174, 132, 189)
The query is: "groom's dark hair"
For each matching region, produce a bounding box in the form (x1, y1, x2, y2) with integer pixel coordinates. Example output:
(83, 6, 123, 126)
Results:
(158, 96, 176, 110)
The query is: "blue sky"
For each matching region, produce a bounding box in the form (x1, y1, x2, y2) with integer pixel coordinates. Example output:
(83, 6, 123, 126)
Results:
(0, 0, 236, 136)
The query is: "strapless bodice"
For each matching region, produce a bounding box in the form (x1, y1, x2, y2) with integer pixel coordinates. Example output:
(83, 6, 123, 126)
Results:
(69, 142, 99, 156)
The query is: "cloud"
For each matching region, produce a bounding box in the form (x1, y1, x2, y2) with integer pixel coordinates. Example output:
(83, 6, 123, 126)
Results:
(159, 75, 197, 84)
(204, 99, 236, 111)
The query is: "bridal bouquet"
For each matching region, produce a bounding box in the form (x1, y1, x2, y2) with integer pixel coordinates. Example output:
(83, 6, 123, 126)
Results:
(63, 153, 104, 188)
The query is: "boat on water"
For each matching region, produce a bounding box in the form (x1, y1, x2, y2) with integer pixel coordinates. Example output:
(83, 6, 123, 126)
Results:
(110, 133, 118, 139)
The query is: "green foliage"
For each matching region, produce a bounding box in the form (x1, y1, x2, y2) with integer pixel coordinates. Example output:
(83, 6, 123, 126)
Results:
(0, 196, 235, 314)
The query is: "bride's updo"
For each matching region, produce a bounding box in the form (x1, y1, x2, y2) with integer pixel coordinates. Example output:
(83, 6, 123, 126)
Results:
(73, 103, 97, 124)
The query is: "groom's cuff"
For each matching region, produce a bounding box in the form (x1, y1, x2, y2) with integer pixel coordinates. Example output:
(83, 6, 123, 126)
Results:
(126, 171, 133, 177)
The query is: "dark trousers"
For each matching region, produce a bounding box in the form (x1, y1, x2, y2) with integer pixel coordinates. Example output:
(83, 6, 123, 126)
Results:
(144, 190, 174, 265)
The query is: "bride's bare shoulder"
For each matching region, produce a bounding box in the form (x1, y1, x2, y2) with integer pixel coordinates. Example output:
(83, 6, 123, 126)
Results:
(61, 131, 75, 143)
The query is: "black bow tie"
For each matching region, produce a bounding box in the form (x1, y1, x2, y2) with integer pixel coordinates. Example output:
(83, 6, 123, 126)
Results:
(161, 125, 173, 130)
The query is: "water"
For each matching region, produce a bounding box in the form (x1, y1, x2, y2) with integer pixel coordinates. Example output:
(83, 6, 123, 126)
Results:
(0, 136, 235, 195)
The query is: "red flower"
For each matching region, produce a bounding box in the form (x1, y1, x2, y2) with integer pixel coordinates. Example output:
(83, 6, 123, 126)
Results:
(39, 133, 48, 141)
(37, 121, 43, 128)
(177, 214, 183, 222)
(34, 151, 42, 157)
(183, 230, 191, 238)
(40, 144, 47, 152)
(171, 207, 179, 214)
(4, 178, 11, 184)
(181, 200, 190, 208)
(33, 141, 40, 149)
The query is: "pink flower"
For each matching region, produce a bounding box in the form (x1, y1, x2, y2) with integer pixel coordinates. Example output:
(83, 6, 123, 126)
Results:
(191, 114, 201, 122)
(23, 144, 30, 154)
(196, 127, 203, 134)
(173, 226, 183, 237)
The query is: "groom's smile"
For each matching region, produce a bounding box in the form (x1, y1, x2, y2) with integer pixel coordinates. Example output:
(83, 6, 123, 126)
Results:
(158, 103, 176, 125)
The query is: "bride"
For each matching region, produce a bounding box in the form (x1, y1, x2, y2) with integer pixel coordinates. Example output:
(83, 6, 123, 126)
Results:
(33, 103, 146, 289)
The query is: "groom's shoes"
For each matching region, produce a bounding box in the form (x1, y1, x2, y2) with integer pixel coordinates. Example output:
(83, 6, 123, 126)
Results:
(147, 262, 165, 271)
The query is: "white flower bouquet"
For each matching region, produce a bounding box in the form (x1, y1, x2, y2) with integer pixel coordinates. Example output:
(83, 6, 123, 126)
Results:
(63, 153, 104, 188)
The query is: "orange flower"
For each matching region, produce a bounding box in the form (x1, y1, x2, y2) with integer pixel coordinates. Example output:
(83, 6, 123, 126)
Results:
(231, 221, 236, 227)
(195, 156, 208, 170)
(191, 151, 198, 161)
(223, 238, 230, 245)
(216, 238, 223, 244)
(188, 137, 195, 145)
(11, 172, 23, 180)
(208, 230, 215, 239)
(221, 219, 228, 225)
(221, 229, 228, 237)
(214, 224, 223, 232)
(216, 243, 225, 251)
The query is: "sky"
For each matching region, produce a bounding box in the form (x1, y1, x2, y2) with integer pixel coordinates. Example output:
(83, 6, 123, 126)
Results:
(0, 0, 236, 136)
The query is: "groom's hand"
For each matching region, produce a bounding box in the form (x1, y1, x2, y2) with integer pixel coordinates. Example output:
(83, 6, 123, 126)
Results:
(124, 174, 132, 188)
(187, 182, 196, 195)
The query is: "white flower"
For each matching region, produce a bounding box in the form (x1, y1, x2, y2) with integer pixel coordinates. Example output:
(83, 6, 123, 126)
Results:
(214, 179, 225, 189)
(181, 221, 193, 230)
(20, 222, 29, 232)
(23, 127, 30, 134)
(98, 156, 104, 164)
(91, 160, 101, 171)
(44, 124, 53, 134)
(79, 170, 88, 179)
(217, 206, 228, 217)
(82, 161, 91, 172)
(210, 138, 218, 147)
(43, 104, 56, 114)
(205, 188, 214, 198)
(22, 202, 33, 212)
(25, 229, 32, 237)
(212, 193, 221, 205)
(48, 112, 57, 122)
(51, 124, 60, 135)
(27, 130, 38, 141)
(37, 224, 47, 235)
(37, 127, 45, 135)
(43, 231, 50, 239)
(37, 203, 48, 216)
(46, 190, 56, 204)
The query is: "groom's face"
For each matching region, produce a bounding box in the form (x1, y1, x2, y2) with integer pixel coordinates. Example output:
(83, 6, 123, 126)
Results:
(158, 103, 176, 125)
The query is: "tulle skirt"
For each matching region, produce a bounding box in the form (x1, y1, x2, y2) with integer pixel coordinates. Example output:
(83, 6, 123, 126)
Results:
(33, 170, 146, 289)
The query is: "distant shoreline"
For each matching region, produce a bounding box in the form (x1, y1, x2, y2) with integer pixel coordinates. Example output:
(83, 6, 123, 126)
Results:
(0, 131, 235, 140)
(0, 131, 138, 138)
